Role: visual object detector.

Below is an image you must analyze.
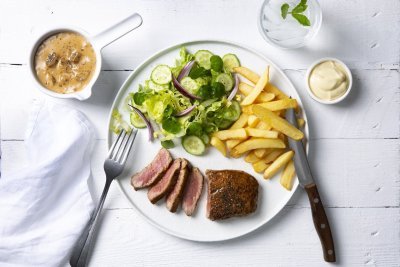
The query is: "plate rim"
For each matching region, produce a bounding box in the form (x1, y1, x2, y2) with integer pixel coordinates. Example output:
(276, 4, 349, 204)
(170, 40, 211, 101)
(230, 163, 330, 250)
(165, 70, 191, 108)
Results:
(107, 39, 308, 242)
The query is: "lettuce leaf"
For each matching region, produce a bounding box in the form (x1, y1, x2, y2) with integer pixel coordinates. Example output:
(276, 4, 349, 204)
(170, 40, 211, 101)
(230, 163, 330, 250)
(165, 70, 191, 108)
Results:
(170, 47, 194, 77)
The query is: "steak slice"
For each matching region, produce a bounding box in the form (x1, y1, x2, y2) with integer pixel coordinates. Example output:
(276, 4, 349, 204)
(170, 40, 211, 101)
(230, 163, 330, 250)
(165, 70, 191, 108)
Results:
(206, 170, 259, 221)
(147, 159, 181, 204)
(131, 148, 172, 190)
(182, 167, 204, 216)
(166, 159, 189, 212)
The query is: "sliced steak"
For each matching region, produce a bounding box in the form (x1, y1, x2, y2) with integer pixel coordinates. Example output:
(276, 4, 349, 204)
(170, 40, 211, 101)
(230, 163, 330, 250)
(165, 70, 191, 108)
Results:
(131, 148, 172, 190)
(182, 167, 204, 216)
(166, 159, 189, 212)
(147, 159, 181, 204)
(206, 170, 258, 221)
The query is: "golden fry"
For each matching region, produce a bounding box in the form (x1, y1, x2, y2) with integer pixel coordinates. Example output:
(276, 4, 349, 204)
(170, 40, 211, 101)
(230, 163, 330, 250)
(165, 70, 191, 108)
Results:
(226, 139, 242, 150)
(214, 128, 247, 140)
(234, 66, 288, 100)
(233, 66, 260, 84)
(244, 151, 260, 163)
(230, 113, 249, 129)
(256, 92, 275, 103)
(246, 128, 279, 139)
(264, 149, 285, 163)
(297, 118, 305, 128)
(241, 66, 270, 106)
(231, 138, 285, 157)
(264, 83, 288, 99)
(256, 121, 271, 130)
(253, 105, 304, 141)
(247, 115, 260, 128)
(238, 83, 275, 103)
(211, 137, 227, 157)
(264, 150, 294, 179)
(252, 160, 270, 173)
(280, 160, 296, 190)
(254, 148, 269, 158)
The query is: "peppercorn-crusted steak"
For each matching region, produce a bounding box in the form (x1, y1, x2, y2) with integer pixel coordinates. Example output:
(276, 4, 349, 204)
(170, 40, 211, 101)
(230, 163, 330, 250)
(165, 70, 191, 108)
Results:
(206, 170, 259, 220)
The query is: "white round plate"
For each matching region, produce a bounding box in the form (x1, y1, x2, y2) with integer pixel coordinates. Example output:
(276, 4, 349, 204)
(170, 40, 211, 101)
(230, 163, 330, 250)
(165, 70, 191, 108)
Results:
(107, 40, 308, 242)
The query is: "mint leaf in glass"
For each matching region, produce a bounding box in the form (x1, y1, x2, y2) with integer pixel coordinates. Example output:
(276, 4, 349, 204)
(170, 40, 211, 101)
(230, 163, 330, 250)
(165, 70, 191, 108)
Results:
(281, 3, 289, 19)
(292, 13, 311, 26)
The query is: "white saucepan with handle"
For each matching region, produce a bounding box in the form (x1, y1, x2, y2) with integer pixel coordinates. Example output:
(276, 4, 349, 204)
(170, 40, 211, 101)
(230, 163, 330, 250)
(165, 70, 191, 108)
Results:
(28, 13, 143, 100)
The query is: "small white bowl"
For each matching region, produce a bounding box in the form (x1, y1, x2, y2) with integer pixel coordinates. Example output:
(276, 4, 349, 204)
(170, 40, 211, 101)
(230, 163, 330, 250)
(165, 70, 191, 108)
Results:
(305, 57, 352, 104)
(28, 13, 142, 101)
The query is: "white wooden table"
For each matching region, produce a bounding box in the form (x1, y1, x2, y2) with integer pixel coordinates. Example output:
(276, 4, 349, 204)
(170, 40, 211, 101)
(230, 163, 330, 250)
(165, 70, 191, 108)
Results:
(1, 0, 399, 266)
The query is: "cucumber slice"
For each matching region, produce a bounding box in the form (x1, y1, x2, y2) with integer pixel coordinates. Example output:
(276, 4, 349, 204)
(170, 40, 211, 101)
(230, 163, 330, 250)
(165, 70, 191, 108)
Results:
(151, 65, 172, 85)
(147, 80, 169, 91)
(223, 101, 241, 121)
(222, 54, 240, 72)
(182, 135, 206, 155)
(130, 112, 147, 128)
(216, 73, 234, 91)
(180, 77, 200, 94)
(194, 50, 214, 70)
(217, 119, 233, 130)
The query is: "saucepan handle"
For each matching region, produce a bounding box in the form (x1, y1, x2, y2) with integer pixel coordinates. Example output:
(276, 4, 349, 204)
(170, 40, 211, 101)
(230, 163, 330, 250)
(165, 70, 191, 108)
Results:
(92, 13, 143, 50)
(304, 183, 336, 262)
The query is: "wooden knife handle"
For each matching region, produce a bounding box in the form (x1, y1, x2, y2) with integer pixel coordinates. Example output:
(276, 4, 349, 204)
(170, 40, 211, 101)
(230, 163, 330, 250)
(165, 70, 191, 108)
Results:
(305, 183, 336, 262)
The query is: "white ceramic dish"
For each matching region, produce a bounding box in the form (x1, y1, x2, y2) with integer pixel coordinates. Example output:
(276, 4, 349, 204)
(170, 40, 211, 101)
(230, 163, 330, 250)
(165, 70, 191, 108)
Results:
(28, 13, 143, 100)
(107, 40, 309, 242)
(305, 57, 353, 104)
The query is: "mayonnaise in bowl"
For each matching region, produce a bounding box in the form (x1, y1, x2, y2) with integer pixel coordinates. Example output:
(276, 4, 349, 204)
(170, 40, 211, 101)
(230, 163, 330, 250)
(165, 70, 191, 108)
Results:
(306, 58, 352, 104)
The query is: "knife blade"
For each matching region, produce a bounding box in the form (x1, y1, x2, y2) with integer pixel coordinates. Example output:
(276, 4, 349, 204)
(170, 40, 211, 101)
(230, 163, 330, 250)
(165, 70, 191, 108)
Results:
(286, 108, 336, 263)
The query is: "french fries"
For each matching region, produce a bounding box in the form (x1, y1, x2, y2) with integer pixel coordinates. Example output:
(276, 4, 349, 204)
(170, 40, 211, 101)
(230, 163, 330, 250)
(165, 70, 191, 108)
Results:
(247, 115, 260, 127)
(254, 148, 268, 158)
(233, 66, 260, 84)
(226, 139, 242, 150)
(213, 128, 247, 140)
(246, 128, 279, 139)
(211, 65, 304, 191)
(244, 151, 260, 163)
(230, 113, 249, 129)
(264, 83, 288, 100)
(297, 118, 305, 128)
(264, 151, 294, 179)
(280, 160, 296, 190)
(211, 137, 227, 157)
(252, 105, 304, 141)
(252, 160, 270, 173)
(241, 66, 270, 106)
(239, 82, 275, 103)
(231, 138, 285, 157)
(256, 121, 271, 130)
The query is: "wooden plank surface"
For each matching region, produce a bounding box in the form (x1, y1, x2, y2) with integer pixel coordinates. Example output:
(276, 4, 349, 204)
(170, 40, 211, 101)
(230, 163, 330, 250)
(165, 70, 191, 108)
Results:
(0, 0, 399, 266)
(0, 0, 399, 70)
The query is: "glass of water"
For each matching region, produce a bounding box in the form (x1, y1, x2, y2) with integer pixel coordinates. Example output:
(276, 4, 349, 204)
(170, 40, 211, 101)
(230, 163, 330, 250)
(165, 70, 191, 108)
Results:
(258, 0, 322, 49)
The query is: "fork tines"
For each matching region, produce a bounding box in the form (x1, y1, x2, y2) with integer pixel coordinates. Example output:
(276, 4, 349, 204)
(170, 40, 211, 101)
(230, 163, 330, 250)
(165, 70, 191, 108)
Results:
(108, 129, 137, 165)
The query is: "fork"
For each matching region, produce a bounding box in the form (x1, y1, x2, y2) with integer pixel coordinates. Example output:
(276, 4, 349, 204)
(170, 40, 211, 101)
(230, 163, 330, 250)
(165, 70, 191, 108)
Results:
(70, 129, 137, 267)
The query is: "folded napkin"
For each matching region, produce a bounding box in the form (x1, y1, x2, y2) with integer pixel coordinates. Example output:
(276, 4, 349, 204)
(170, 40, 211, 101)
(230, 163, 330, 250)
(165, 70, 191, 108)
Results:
(0, 100, 95, 267)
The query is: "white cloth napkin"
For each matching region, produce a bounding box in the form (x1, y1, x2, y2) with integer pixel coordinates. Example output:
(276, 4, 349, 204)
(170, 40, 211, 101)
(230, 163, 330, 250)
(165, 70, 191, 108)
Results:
(0, 100, 95, 267)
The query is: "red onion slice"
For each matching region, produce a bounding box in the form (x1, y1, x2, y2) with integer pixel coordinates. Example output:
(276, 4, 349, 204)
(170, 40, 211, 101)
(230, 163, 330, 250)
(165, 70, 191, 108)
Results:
(228, 74, 239, 101)
(177, 60, 195, 81)
(175, 105, 196, 117)
(128, 104, 154, 141)
(172, 75, 201, 100)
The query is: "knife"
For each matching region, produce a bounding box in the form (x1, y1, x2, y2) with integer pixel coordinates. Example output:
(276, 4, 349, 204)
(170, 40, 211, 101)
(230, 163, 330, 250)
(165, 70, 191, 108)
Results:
(286, 108, 336, 262)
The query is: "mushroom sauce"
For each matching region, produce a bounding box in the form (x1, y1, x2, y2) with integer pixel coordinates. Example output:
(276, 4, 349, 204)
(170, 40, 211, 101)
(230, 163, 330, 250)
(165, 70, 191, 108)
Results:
(34, 32, 96, 94)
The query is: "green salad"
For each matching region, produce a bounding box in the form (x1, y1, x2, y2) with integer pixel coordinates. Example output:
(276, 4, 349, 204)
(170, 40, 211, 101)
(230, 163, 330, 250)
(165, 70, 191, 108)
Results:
(113, 47, 241, 156)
